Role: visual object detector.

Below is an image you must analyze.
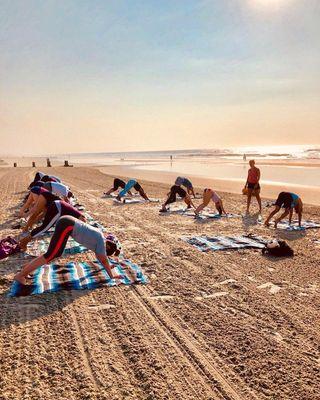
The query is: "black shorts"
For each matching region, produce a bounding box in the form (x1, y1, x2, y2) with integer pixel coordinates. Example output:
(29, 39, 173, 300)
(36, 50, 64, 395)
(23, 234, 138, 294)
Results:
(133, 182, 142, 191)
(275, 192, 292, 209)
(247, 183, 260, 190)
(113, 178, 126, 190)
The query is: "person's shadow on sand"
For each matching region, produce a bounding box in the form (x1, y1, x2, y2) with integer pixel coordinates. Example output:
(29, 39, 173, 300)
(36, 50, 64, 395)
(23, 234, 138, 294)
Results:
(0, 287, 91, 330)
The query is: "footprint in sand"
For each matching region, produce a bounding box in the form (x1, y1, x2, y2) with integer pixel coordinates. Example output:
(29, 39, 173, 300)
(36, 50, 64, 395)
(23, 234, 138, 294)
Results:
(88, 304, 116, 311)
(257, 282, 282, 294)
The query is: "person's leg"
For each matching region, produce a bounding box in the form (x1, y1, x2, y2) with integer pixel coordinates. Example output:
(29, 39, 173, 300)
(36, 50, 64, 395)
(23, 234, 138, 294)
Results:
(15, 217, 74, 283)
(161, 186, 178, 210)
(118, 179, 136, 199)
(188, 187, 196, 198)
(295, 199, 303, 226)
(246, 189, 253, 213)
(255, 190, 262, 213)
(264, 206, 280, 226)
(195, 190, 211, 214)
(274, 209, 290, 228)
(138, 188, 149, 201)
(215, 200, 226, 215)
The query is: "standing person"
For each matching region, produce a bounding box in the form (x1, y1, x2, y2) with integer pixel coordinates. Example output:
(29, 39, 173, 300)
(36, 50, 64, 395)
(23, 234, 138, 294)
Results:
(264, 192, 303, 228)
(244, 160, 262, 214)
(194, 188, 226, 216)
(160, 184, 195, 213)
(175, 177, 196, 198)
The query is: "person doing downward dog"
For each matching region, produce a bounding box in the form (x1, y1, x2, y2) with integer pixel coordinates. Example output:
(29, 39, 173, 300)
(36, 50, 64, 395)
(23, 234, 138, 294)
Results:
(244, 160, 262, 214)
(104, 178, 132, 196)
(19, 198, 85, 249)
(160, 184, 195, 212)
(43, 181, 73, 202)
(194, 188, 226, 216)
(264, 192, 303, 228)
(14, 215, 123, 285)
(21, 186, 61, 221)
(175, 177, 196, 198)
(116, 179, 149, 201)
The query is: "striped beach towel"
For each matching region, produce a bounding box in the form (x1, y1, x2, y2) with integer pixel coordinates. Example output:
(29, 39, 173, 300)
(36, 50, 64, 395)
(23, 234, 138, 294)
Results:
(182, 235, 266, 252)
(9, 259, 147, 297)
(275, 220, 320, 231)
(26, 237, 88, 257)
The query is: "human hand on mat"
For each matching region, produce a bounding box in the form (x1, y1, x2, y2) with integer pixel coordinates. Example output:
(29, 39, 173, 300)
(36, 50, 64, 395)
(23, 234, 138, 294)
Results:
(19, 235, 31, 251)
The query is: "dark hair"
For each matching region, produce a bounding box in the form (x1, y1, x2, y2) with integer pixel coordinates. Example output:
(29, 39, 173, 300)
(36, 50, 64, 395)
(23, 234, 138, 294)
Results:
(29, 180, 42, 189)
(67, 191, 74, 198)
(106, 240, 120, 256)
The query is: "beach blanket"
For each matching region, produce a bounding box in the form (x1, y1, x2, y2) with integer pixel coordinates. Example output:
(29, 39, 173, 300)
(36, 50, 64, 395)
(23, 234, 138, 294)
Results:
(183, 210, 240, 220)
(9, 259, 147, 297)
(269, 220, 320, 231)
(182, 234, 266, 252)
(26, 237, 88, 257)
(114, 198, 159, 205)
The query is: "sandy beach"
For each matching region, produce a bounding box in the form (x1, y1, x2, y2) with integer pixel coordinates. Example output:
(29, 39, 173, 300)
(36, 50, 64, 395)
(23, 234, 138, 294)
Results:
(0, 165, 319, 399)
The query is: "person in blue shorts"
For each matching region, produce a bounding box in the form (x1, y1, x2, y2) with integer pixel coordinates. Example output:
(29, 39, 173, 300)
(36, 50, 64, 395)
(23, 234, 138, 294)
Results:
(264, 192, 303, 228)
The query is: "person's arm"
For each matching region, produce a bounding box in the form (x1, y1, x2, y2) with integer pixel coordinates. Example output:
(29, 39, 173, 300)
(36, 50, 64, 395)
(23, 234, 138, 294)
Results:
(24, 196, 47, 231)
(19, 193, 33, 217)
(96, 254, 123, 279)
(274, 209, 290, 227)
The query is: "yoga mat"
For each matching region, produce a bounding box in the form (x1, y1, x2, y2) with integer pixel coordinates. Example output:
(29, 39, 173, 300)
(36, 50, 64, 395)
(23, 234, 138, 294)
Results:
(9, 259, 147, 297)
(182, 235, 266, 252)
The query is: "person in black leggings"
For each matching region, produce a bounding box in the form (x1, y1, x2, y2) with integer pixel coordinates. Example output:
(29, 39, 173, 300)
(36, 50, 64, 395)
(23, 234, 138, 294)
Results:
(160, 185, 195, 212)
(14, 215, 123, 285)
(104, 178, 133, 196)
(19, 200, 85, 250)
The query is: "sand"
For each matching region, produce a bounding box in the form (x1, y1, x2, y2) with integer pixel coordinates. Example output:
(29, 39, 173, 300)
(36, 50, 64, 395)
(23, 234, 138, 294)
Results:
(0, 166, 319, 400)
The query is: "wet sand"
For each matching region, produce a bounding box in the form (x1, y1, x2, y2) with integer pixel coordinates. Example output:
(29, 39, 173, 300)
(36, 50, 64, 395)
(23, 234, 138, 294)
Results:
(0, 166, 319, 399)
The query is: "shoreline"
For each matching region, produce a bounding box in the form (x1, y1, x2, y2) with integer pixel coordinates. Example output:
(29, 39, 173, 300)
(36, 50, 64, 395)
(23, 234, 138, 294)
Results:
(2, 156, 320, 206)
(97, 164, 320, 207)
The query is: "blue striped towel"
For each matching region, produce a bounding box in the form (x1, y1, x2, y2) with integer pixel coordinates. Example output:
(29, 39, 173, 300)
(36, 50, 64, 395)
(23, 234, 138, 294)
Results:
(9, 259, 147, 297)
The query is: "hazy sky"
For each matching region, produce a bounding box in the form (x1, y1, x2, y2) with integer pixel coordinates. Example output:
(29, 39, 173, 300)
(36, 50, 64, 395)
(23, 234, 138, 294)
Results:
(1, 0, 319, 155)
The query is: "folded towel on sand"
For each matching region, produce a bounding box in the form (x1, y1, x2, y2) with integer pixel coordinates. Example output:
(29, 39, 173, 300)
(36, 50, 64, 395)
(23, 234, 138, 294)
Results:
(26, 237, 88, 257)
(182, 234, 266, 252)
(9, 259, 147, 297)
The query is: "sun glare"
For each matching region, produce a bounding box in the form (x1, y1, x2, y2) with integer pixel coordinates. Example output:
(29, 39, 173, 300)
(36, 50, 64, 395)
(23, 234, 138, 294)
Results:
(249, 0, 293, 10)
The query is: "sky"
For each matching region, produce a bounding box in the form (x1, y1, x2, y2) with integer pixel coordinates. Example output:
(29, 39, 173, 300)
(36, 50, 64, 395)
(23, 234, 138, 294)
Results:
(0, 0, 319, 155)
